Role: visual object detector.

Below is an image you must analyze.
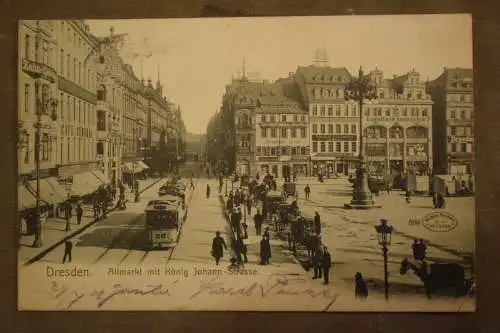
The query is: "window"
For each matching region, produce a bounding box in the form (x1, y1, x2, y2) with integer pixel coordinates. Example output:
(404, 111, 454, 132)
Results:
(351, 142, 357, 153)
(97, 110, 106, 131)
(451, 143, 457, 152)
(291, 147, 297, 155)
(460, 110, 466, 119)
(336, 124, 341, 133)
(281, 128, 287, 138)
(351, 124, 356, 134)
(380, 91, 385, 99)
(313, 124, 318, 134)
(344, 142, 349, 152)
(99, 55, 105, 64)
(312, 105, 318, 116)
(96, 141, 104, 155)
(66, 54, 71, 78)
(261, 115, 266, 123)
(58, 95, 66, 123)
(270, 115, 275, 122)
(328, 105, 333, 115)
(352, 105, 357, 116)
(280, 115, 286, 122)
(460, 95, 465, 102)
(320, 124, 325, 134)
(42, 133, 49, 160)
(320, 142, 326, 152)
(24, 34, 30, 60)
(97, 85, 106, 101)
(300, 128, 306, 138)
(256, 147, 262, 155)
(301, 147, 306, 155)
(336, 142, 341, 152)
(301, 115, 306, 122)
(293, 115, 298, 122)
(42, 40, 49, 65)
(385, 108, 391, 116)
(456, 127, 465, 136)
(271, 128, 277, 138)
(336, 105, 341, 116)
(320, 105, 326, 116)
(312, 142, 318, 153)
(344, 124, 349, 133)
(402, 108, 408, 117)
(291, 128, 297, 138)
(465, 127, 472, 136)
(60, 49, 64, 74)
(450, 110, 456, 119)
(461, 143, 467, 152)
(24, 84, 30, 113)
(328, 124, 333, 133)
(328, 142, 333, 152)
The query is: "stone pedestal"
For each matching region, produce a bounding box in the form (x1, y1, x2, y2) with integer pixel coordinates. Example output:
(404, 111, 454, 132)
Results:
(344, 164, 381, 209)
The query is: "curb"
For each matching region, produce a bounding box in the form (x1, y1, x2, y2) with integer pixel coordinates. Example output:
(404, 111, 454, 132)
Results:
(23, 177, 164, 266)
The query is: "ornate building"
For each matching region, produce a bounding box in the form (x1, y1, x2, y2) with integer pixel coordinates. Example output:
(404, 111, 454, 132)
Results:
(295, 66, 359, 176)
(426, 67, 474, 175)
(362, 68, 433, 177)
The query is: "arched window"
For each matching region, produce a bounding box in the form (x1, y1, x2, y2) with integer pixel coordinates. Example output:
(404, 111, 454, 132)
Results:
(97, 84, 106, 101)
(97, 110, 106, 131)
(406, 126, 428, 139)
(389, 126, 403, 139)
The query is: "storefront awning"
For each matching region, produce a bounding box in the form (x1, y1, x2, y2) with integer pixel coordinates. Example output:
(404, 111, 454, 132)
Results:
(137, 161, 150, 169)
(26, 177, 67, 205)
(18, 185, 37, 211)
(122, 162, 143, 174)
(70, 172, 102, 197)
(91, 170, 111, 184)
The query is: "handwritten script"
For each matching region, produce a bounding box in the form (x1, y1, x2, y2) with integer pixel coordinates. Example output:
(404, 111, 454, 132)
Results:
(49, 274, 340, 311)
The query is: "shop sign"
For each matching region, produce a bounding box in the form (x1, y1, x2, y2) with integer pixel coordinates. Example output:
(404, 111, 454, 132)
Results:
(366, 116, 423, 122)
(448, 136, 474, 143)
(312, 135, 357, 141)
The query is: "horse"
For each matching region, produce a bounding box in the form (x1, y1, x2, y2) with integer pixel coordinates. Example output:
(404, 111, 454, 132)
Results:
(400, 258, 466, 298)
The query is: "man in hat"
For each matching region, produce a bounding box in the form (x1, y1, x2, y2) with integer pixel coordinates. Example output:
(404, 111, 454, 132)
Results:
(211, 231, 227, 265)
(314, 211, 322, 235)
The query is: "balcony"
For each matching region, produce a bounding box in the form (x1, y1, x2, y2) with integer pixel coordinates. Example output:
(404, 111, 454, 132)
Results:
(22, 58, 57, 83)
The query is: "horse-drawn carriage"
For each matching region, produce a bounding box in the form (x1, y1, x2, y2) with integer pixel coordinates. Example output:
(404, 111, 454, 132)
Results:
(263, 190, 284, 219)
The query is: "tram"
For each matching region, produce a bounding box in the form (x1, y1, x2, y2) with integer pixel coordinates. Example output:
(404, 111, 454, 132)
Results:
(145, 199, 180, 248)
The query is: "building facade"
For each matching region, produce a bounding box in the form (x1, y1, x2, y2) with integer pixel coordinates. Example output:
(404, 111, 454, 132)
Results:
(362, 68, 434, 177)
(18, 20, 185, 215)
(254, 93, 309, 178)
(295, 66, 359, 176)
(426, 68, 474, 175)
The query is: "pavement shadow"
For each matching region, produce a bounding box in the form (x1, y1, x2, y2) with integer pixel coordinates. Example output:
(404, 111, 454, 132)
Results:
(75, 213, 149, 251)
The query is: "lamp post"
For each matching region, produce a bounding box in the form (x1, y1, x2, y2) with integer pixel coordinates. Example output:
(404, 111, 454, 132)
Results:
(64, 182, 72, 231)
(344, 67, 379, 209)
(375, 219, 393, 300)
(32, 78, 59, 248)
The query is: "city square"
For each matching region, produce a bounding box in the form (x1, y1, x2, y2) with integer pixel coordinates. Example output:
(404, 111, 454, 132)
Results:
(17, 16, 475, 311)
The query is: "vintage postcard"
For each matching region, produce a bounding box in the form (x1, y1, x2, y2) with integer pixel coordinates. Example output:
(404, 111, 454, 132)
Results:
(17, 14, 475, 311)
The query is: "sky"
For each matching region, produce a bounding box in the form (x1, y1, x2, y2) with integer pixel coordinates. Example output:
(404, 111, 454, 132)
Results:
(87, 14, 472, 134)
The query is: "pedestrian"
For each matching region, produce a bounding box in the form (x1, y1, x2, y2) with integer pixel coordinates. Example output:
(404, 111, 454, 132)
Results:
(230, 210, 239, 234)
(206, 184, 211, 198)
(235, 236, 248, 264)
(412, 239, 419, 260)
(263, 226, 270, 239)
(211, 231, 227, 265)
(314, 211, 321, 235)
(62, 240, 73, 263)
(320, 246, 332, 284)
(259, 235, 271, 265)
(417, 239, 427, 260)
(254, 209, 263, 235)
(312, 243, 324, 280)
(304, 184, 311, 200)
(246, 196, 252, 216)
(76, 203, 83, 225)
(355, 272, 369, 299)
(68, 202, 73, 218)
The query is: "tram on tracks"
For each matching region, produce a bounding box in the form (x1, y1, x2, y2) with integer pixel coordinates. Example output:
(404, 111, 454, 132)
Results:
(145, 198, 181, 249)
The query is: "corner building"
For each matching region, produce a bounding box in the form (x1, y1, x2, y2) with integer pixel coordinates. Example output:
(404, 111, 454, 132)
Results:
(362, 68, 433, 178)
(426, 68, 474, 175)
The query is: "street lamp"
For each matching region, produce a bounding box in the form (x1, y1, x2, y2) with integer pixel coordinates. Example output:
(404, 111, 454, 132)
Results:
(374, 218, 393, 300)
(344, 66, 379, 209)
(32, 78, 59, 248)
(63, 182, 72, 231)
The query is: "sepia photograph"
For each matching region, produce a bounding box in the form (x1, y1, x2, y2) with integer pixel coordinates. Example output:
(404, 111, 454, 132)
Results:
(17, 14, 475, 311)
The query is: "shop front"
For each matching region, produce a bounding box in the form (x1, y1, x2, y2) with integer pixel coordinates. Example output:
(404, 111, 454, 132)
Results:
(236, 159, 251, 177)
(310, 155, 336, 178)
